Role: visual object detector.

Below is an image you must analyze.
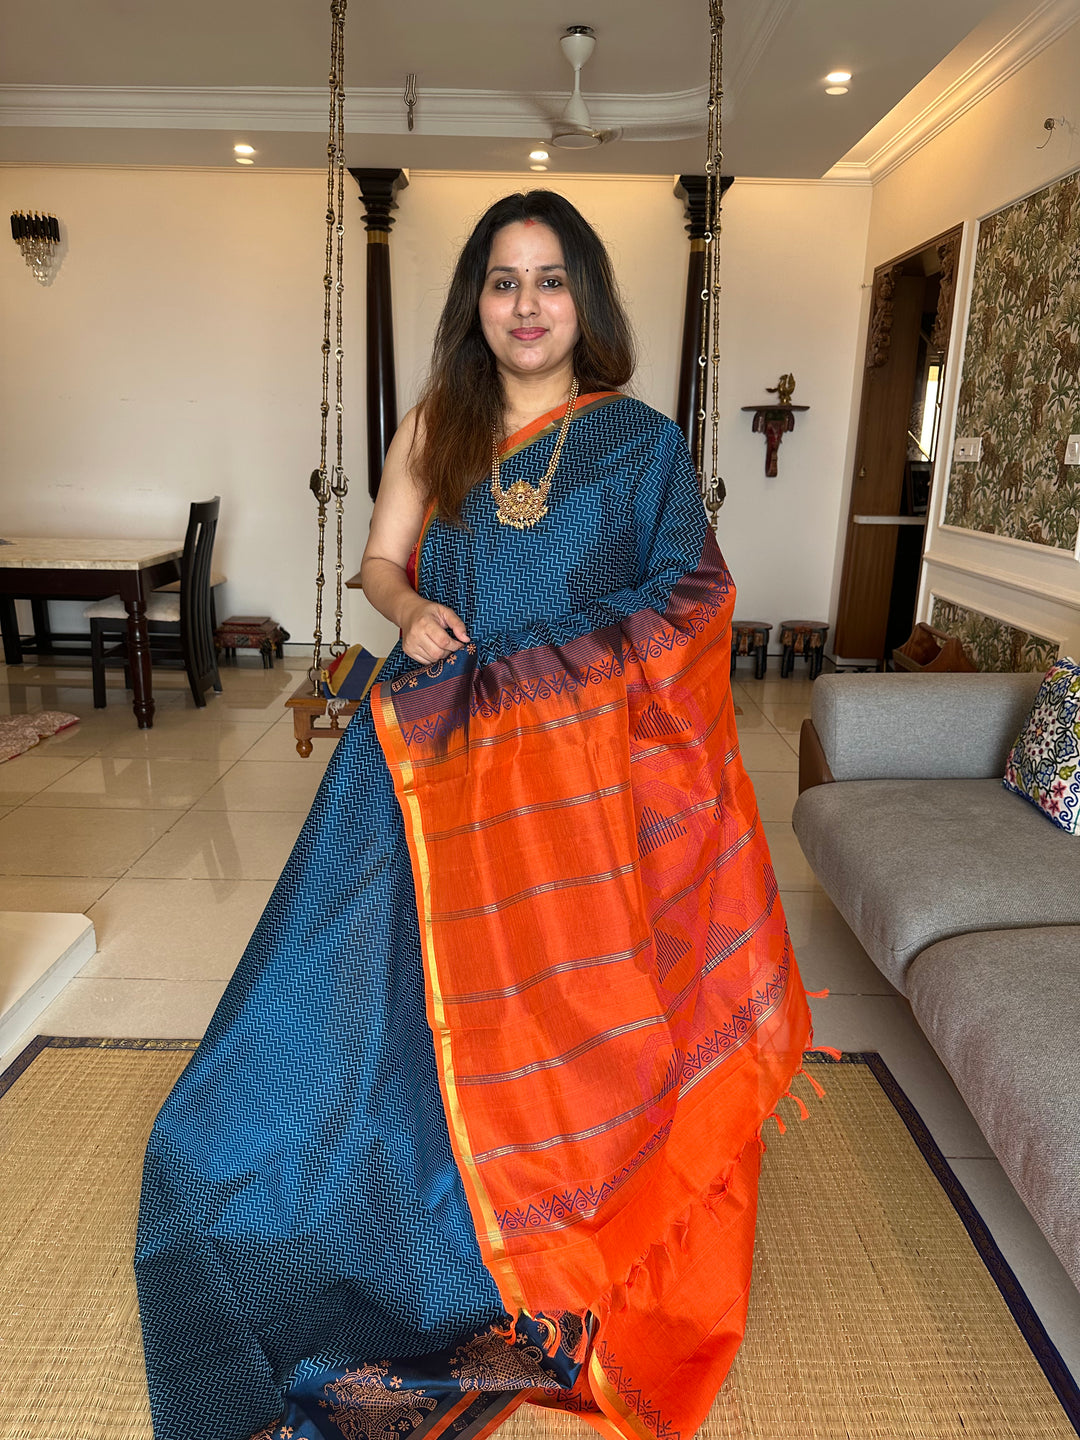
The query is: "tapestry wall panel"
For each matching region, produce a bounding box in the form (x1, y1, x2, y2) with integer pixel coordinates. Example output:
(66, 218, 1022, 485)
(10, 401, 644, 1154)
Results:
(930, 599, 1059, 673)
(943, 169, 1080, 548)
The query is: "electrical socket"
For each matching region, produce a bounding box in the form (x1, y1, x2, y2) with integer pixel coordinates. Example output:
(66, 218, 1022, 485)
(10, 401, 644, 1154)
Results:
(953, 436, 983, 461)
(1066, 434, 1080, 465)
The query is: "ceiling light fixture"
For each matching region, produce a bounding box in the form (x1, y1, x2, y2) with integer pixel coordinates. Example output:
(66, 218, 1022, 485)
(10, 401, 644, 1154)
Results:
(825, 71, 851, 84)
(529, 149, 550, 161)
(236, 157, 255, 165)
(825, 86, 849, 96)
(234, 143, 255, 155)
(530, 163, 548, 172)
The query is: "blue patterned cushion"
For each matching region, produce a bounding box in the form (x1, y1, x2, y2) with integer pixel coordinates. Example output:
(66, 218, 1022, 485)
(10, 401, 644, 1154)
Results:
(1003, 657, 1080, 833)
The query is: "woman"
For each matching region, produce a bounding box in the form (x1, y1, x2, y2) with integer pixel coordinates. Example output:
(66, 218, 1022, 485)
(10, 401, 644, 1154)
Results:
(136, 191, 812, 1440)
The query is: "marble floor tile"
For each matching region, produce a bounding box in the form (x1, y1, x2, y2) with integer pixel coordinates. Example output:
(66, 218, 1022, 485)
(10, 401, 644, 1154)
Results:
(730, 704, 775, 732)
(807, 992, 993, 1160)
(950, 1156, 1080, 1381)
(736, 677, 817, 707)
(0, 875, 113, 911)
(96, 722, 270, 763)
(127, 810, 305, 880)
(762, 820, 821, 890)
(83, 877, 274, 980)
(0, 753, 84, 804)
(241, 724, 339, 764)
(31, 975, 226, 1039)
(779, 889, 898, 996)
(0, 808, 178, 877)
(194, 761, 327, 812)
(25, 756, 231, 810)
(738, 733, 798, 772)
(759, 702, 813, 733)
(746, 770, 799, 823)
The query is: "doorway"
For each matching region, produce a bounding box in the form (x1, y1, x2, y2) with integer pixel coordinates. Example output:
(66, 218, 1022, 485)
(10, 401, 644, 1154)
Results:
(833, 226, 963, 666)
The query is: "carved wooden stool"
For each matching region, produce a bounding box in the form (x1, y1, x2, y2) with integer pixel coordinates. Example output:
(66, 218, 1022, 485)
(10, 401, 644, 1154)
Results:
(214, 615, 290, 669)
(779, 621, 829, 680)
(730, 620, 772, 679)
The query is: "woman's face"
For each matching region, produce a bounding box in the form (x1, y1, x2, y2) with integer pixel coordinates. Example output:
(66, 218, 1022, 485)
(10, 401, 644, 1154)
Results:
(478, 221, 580, 384)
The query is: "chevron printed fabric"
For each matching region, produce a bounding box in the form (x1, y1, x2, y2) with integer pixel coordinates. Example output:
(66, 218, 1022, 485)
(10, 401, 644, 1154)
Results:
(135, 397, 811, 1440)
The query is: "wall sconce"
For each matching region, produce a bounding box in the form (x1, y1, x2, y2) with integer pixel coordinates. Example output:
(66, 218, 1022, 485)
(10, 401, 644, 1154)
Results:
(742, 373, 809, 476)
(10, 211, 61, 285)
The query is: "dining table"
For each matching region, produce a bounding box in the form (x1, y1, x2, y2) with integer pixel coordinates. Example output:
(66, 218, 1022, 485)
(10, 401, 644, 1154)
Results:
(0, 536, 183, 728)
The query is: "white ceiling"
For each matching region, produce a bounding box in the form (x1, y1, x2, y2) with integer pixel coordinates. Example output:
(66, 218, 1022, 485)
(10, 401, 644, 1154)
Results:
(0, 0, 1070, 178)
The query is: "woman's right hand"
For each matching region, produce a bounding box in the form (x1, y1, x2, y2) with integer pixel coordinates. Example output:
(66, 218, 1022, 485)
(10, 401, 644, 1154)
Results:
(400, 597, 471, 665)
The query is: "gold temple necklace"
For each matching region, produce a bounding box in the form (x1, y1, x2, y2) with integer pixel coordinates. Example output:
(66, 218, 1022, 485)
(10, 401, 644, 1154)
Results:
(490, 378, 580, 530)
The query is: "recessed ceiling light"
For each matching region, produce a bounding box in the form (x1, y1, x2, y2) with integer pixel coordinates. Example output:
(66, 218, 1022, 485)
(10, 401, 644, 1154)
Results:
(825, 85, 849, 96)
(529, 149, 550, 161)
(235, 156, 255, 165)
(530, 163, 548, 172)
(234, 143, 255, 155)
(826, 71, 851, 84)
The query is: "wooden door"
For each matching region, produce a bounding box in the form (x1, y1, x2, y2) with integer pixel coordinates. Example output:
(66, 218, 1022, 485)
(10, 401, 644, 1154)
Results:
(833, 270, 926, 660)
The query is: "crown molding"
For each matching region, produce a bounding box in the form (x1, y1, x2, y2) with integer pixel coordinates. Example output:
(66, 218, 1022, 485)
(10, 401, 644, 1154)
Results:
(855, 0, 1080, 183)
(0, 82, 707, 143)
(739, 171, 872, 188)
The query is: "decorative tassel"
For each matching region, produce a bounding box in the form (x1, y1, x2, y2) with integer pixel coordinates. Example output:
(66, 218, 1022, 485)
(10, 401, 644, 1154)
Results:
(536, 1316, 560, 1355)
(565, 1311, 590, 1363)
(785, 1089, 810, 1121)
(768, 1109, 787, 1135)
(805, 988, 830, 998)
(803, 1071, 826, 1099)
(491, 1317, 517, 1342)
(815, 1046, 843, 1061)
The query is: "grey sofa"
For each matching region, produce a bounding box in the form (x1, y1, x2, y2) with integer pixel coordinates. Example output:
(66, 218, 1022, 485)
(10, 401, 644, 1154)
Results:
(792, 672, 1080, 1291)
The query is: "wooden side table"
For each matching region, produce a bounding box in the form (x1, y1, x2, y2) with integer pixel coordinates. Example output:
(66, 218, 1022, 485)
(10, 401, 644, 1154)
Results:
(779, 621, 829, 680)
(730, 620, 772, 679)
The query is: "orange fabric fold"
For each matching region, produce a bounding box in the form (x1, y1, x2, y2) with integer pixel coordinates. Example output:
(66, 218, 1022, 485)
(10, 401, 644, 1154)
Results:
(372, 532, 810, 1438)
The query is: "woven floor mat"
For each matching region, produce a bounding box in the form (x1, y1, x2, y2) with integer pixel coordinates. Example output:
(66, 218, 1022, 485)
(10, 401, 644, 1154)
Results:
(1, 1039, 1076, 1440)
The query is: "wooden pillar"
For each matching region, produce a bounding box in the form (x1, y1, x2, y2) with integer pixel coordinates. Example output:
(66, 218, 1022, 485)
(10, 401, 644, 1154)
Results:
(348, 168, 408, 500)
(674, 174, 734, 460)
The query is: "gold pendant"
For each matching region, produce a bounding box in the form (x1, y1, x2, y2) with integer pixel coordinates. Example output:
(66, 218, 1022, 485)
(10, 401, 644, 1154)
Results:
(492, 478, 550, 530)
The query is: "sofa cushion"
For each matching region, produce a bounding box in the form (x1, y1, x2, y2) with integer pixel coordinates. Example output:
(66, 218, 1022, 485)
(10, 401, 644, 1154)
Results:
(907, 927, 1080, 1290)
(811, 672, 1043, 781)
(1003, 657, 1080, 834)
(792, 777, 1080, 989)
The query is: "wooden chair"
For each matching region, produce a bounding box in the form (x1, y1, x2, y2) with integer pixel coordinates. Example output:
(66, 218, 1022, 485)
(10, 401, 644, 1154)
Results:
(84, 497, 223, 708)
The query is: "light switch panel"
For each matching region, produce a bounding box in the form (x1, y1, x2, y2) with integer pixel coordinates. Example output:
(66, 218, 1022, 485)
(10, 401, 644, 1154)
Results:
(1066, 434, 1080, 465)
(953, 436, 983, 461)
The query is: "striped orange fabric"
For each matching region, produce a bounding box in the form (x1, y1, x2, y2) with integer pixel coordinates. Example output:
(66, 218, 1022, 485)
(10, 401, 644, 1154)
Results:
(373, 531, 811, 1439)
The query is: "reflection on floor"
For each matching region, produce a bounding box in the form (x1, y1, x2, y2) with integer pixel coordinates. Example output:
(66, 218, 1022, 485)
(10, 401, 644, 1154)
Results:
(2, 653, 1078, 1382)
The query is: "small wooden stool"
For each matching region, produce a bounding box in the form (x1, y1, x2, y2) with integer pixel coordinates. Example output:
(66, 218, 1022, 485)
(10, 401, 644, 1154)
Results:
(730, 620, 772, 679)
(779, 621, 829, 680)
(214, 615, 290, 669)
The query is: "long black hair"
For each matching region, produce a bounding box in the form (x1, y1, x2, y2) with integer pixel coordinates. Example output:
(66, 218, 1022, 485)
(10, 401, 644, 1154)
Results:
(414, 191, 635, 523)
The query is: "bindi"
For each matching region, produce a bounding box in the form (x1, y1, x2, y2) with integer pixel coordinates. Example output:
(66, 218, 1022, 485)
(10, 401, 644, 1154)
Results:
(522, 218, 539, 227)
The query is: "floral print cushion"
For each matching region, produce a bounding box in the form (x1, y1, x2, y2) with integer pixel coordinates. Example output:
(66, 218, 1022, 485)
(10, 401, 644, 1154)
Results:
(1003, 658, 1080, 833)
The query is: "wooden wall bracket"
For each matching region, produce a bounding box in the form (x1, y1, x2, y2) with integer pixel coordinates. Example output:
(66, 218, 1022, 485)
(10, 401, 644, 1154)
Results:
(741, 403, 809, 476)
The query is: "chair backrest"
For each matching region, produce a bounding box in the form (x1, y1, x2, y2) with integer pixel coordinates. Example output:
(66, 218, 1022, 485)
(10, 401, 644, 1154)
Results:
(178, 497, 220, 683)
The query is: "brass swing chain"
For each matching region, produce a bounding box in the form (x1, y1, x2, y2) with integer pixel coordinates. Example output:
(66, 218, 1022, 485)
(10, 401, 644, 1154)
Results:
(695, 0, 726, 526)
(309, 0, 349, 688)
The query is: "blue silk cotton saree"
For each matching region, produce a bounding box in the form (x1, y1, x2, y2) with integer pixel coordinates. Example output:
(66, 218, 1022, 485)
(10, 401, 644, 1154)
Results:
(135, 395, 812, 1440)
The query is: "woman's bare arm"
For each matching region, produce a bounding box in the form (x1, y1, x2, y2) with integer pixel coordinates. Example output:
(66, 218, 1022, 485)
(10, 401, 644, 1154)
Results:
(360, 408, 470, 664)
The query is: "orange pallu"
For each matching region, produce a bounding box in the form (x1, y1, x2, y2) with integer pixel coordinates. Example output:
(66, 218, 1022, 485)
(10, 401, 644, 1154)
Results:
(373, 527, 812, 1440)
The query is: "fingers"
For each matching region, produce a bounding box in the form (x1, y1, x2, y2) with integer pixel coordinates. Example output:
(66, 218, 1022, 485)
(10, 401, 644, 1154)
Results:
(440, 608, 471, 644)
(403, 605, 471, 665)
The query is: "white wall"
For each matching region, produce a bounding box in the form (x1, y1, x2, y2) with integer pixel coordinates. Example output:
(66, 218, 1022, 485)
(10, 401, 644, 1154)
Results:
(714, 178, 871, 626)
(1, 164, 871, 657)
(859, 22, 1080, 659)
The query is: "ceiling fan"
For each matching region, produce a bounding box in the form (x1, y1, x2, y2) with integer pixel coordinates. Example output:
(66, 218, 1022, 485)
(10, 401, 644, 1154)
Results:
(550, 25, 623, 150)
